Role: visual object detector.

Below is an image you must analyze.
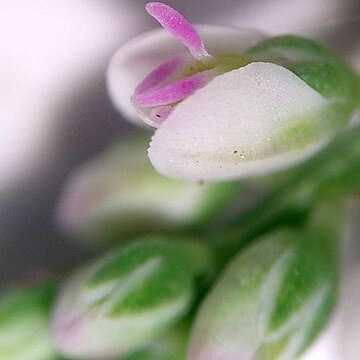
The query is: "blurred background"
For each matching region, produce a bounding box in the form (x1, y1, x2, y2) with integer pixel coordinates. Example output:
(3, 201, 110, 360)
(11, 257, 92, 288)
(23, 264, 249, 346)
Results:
(0, 0, 360, 358)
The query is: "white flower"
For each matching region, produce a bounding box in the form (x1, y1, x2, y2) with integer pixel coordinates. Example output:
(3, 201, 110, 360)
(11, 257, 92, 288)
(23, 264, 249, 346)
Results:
(107, 2, 355, 182)
(107, 26, 263, 126)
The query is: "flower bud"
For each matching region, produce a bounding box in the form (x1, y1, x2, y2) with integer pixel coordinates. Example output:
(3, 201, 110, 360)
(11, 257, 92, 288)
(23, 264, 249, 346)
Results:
(0, 283, 57, 360)
(188, 229, 337, 360)
(148, 61, 334, 181)
(56, 135, 239, 244)
(52, 237, 213, 359)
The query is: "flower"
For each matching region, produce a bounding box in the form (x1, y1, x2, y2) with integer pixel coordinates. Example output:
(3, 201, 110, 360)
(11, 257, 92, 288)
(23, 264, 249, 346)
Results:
(108, 2, 359, 182)
(107, 3, 263, 126)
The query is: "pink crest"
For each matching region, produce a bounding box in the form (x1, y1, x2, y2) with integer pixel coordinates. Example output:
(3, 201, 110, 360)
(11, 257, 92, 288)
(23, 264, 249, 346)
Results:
(146, 2, 213, 63)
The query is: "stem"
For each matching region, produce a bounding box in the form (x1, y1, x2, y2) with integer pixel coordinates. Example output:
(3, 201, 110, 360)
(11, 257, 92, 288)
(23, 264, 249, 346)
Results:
(210, 123, 360, 265)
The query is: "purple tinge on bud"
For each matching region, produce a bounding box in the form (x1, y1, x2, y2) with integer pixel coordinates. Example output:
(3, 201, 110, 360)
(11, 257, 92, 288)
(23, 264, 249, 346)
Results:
(132, 44, 214, 125)
(135, 70, 214, 108)
(146, 2, 212, 63)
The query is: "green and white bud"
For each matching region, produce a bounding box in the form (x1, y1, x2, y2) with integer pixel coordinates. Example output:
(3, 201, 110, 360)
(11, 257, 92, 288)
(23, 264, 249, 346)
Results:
(188, 228, 337, 360)
(52, 237, 213, 359)
(56, 135, 239, 243)
(247, 35, 360, 119)
(0, 283, 57, 360)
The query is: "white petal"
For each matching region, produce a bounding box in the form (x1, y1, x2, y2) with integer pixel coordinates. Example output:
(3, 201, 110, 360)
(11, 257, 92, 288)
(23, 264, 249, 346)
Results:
(107, 25, 264, 126)
(149, 62, 330, 182)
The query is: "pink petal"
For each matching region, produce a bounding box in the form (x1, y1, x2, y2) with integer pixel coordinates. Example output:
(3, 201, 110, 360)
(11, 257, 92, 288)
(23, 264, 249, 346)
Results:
(135, 70, 214, 107)
(134, 54, 190, 96)
(107, 25, 264, 125)
(146, 2, 212, 63)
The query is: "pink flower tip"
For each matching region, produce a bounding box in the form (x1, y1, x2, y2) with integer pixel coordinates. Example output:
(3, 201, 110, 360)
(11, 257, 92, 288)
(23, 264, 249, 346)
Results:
(145, 2, 212, 63)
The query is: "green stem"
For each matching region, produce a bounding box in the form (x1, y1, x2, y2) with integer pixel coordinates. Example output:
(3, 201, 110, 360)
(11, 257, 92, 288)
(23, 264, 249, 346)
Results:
(210, 123, 360, 265)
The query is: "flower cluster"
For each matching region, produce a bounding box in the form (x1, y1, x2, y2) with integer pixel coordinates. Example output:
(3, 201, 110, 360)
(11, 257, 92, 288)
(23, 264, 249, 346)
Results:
(1, 3, 359, 360)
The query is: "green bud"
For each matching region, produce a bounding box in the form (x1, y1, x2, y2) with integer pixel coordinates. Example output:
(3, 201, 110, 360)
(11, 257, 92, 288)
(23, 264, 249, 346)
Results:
(52, 237, 214, 359)
(189, 227, 337, 360)
(56, 135, 240, 244)
(0, 283, 57, 360)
